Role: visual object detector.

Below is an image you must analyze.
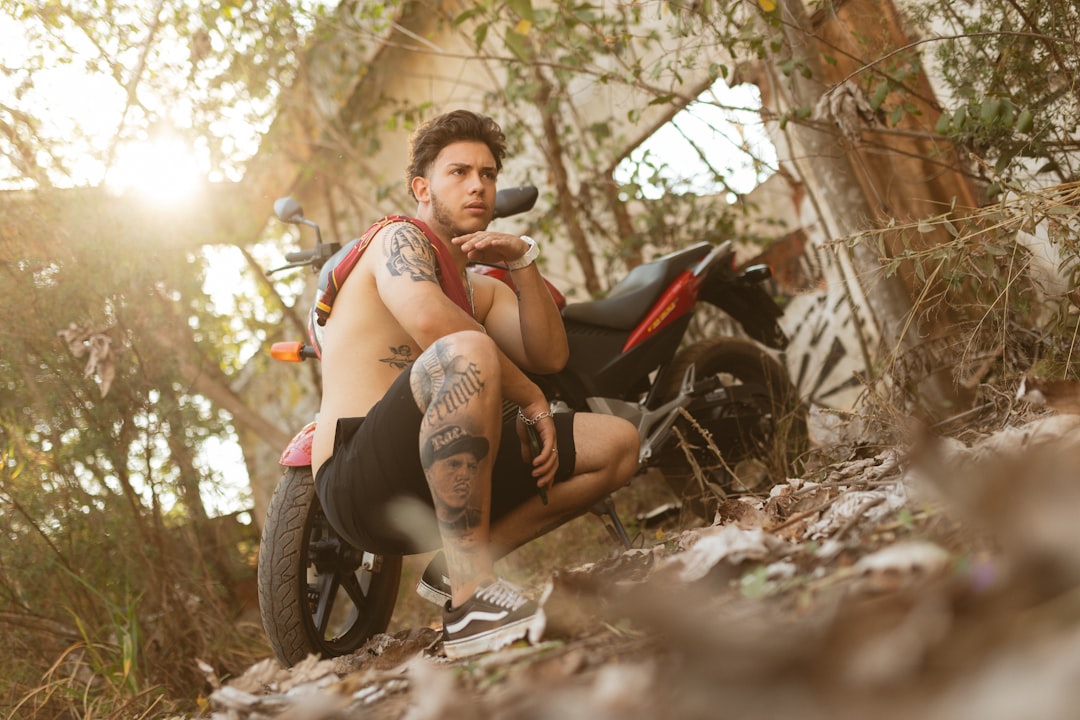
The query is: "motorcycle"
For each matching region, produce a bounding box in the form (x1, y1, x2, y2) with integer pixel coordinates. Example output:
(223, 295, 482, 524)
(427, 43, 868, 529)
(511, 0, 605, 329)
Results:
(257, 186, 804, 666)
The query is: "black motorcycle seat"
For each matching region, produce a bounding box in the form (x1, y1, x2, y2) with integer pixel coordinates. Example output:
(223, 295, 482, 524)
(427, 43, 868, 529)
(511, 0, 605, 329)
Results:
(562, 242, 712, 330)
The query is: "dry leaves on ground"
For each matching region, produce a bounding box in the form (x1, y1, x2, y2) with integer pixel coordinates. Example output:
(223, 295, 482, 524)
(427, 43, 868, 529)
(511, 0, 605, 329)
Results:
(200, 406, 1080, 720)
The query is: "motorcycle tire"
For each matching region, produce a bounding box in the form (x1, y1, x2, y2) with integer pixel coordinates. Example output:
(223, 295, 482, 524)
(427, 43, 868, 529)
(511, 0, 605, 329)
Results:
(653, 337, 806, 519)
(257, 465, 401, 667)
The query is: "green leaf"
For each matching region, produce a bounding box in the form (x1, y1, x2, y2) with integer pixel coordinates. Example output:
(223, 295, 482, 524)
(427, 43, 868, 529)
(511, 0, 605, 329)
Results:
(952, 106, 967, 129)
(503, 29, 529, 61)
(474, 22, 489, 47)
(506, 0, 535, 22)
(648, 94, 675, 107)
(1015, 108, 1034, 134)
(870, 82, 889, 110)
(453, 7, 481, 26)
(994, 151, 1015, 175)
(934, 113, 951, 134)
(999, 99, 1015, 127)
(980, 98, 1001, 124)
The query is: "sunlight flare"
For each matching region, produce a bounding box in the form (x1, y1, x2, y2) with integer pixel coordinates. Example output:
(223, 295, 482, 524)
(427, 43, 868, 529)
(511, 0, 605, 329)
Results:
(106, 134, 204, 204)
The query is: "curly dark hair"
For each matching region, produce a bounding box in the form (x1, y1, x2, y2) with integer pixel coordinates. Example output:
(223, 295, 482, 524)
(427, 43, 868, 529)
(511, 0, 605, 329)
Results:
(406, 110, 507, 200)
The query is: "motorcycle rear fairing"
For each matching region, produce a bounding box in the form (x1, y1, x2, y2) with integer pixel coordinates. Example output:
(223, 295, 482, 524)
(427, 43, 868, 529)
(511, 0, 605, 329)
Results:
(279, 420, 316, 467)
(700, 278, 787, 350)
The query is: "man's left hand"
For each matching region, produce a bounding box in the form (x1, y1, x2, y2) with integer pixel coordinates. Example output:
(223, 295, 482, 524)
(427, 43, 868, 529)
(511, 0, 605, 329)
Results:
(454, 231, 532, 267)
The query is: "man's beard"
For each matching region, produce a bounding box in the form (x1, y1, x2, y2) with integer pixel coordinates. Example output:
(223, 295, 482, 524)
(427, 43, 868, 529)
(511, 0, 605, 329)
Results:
(430, 188, 490, 237)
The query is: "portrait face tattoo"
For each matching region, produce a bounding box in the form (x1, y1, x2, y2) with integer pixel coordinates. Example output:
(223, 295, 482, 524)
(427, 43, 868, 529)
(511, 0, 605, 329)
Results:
(421, 425, 490, 537)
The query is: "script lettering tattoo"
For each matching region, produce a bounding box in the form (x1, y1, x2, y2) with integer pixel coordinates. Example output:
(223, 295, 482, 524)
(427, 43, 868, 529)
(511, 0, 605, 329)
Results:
(379, 344, 414, 369)
(386, 226, 438, 283)
(409, 341, 485, 424)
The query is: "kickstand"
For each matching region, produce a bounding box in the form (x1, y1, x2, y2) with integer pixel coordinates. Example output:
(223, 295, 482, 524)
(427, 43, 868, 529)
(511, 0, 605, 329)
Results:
(589, 495, 633, 550)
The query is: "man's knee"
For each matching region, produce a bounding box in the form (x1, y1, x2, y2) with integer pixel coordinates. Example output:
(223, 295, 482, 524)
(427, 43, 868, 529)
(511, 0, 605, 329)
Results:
(409, 331, 500, 411)
(612, 417, 640, 477)
(436, 330, 498, 366)
(588, 415, 639, 483)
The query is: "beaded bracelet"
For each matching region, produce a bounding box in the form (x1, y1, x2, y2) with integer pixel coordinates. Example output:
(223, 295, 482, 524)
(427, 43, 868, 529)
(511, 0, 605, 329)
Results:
(517, 408, 553, 426)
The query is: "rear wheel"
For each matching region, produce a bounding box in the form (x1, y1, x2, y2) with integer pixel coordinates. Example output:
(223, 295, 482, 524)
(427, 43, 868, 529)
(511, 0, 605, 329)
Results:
(654, 338, 806, 518)
(257, 466, 401, 666)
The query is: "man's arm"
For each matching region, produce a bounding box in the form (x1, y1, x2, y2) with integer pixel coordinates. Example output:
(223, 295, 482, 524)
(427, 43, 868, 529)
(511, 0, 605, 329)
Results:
(454, 231, 569, 374)
(374, 222, 550, 411)
(374, 221, 483, 349)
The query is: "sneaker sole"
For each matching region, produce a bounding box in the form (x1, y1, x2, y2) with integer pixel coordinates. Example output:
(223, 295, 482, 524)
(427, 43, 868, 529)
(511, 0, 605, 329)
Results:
(416, 580, 451, 607)
(443, 609, 546, 659)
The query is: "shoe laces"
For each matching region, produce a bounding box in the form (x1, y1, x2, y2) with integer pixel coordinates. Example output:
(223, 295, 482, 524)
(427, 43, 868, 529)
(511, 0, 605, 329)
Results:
(476, 578, 529, 611)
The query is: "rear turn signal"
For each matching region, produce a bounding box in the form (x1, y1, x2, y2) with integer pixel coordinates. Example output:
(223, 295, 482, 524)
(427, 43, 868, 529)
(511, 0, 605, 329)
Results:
(271, 341, 305, 362)
(740, 263, 773, 282)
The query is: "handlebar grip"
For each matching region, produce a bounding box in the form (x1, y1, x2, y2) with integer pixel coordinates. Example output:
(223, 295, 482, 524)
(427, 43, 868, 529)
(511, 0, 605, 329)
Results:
(285, 250, 314, 263)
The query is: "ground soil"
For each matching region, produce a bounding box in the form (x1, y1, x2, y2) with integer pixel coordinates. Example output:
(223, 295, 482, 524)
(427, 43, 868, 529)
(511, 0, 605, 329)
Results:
(201, 404, 1080, 720)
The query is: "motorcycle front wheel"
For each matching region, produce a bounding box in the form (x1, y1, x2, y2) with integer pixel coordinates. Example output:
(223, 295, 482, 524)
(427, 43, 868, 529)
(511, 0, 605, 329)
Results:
(653, 337, 806, 518)
(257, 466, 401, 667)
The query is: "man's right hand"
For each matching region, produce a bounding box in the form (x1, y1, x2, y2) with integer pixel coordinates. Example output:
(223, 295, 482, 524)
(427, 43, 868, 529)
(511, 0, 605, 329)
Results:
(516, 404, 559, 495)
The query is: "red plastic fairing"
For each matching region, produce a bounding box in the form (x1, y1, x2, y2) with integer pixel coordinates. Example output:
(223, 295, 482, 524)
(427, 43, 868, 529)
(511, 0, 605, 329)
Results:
(622, 270, 702, 352)
(279, 421, 317, 467)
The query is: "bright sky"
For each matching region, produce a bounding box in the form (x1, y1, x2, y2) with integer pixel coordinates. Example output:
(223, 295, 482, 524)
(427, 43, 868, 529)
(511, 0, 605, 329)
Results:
(615, 80, 777, 200)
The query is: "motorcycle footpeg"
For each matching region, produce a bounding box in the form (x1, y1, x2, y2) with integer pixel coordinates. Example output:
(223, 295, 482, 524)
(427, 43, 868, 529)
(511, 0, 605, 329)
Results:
(690, 375, 723, 396)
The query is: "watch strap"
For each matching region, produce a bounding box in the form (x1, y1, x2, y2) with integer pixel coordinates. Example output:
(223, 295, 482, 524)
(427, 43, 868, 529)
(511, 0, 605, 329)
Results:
(507, 235, 540, 270)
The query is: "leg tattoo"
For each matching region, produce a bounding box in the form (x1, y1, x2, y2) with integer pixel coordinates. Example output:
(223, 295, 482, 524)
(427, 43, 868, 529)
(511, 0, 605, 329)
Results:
(410, 341, 485, 425)
(411, 337, 496, 563)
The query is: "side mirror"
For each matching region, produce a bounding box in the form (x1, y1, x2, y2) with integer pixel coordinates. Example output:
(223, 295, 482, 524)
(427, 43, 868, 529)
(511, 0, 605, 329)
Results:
(493, 185, 539, 219)
(274, 197, 305, 224)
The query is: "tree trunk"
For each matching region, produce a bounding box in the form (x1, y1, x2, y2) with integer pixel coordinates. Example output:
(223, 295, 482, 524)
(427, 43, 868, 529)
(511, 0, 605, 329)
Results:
(772, 0, 969, 416)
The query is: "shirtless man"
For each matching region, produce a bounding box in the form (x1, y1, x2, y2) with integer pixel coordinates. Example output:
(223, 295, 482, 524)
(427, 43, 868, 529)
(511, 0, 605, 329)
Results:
(310, 110, 639, 658)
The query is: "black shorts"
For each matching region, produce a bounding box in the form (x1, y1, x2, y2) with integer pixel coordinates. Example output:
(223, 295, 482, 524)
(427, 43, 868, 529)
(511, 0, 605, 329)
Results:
(314, 367, 577, 555)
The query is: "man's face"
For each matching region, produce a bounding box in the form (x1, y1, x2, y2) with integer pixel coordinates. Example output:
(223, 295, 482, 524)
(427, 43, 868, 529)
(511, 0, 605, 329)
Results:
(416, 140, 497, 237)
(430, 451, 480, 509)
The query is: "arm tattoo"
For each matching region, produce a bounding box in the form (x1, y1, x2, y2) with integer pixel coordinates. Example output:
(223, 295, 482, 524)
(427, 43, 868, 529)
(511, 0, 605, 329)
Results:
(379, 344, 414, 369)
(386, 225, 438, 283)
(410, 340, 486, 425)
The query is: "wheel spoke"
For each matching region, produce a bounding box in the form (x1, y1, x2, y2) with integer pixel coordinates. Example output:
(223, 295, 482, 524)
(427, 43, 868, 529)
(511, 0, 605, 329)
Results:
(339, 570, 369, 609)
(313, 569, 341, 636)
